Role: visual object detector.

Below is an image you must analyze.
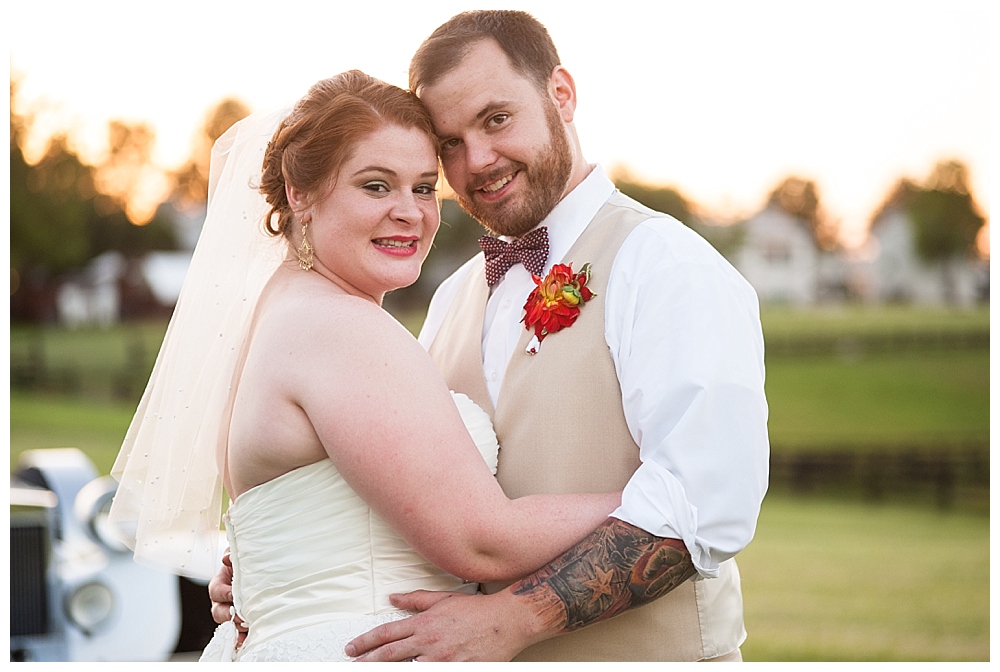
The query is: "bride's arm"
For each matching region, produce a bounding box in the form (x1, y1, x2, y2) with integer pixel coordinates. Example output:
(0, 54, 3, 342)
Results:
(289, 296, 620, 584)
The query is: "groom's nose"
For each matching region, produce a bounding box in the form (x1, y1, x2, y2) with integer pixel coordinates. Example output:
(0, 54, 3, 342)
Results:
(464, 135, 499, 175)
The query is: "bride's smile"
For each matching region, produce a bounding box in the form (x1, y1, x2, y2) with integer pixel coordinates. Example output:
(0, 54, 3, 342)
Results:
(372, 236, 419, 254)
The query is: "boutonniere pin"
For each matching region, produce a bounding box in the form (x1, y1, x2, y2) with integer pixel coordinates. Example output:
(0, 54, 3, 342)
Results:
(521, 262, 596, 355)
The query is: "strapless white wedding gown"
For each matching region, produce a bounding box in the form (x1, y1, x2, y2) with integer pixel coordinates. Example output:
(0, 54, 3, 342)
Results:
(200, 393, 499, 662)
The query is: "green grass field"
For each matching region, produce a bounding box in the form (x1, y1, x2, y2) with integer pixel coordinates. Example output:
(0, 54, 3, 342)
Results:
(739, 495, 989, 661)
(758, 304, 989, 339)
(10, 392, 136, 474)
(10, 320, 169, 402)
(765, 350, 988, 448)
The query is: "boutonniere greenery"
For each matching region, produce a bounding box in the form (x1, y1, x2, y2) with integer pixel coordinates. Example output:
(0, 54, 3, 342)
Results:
(521, 262, 596, 355)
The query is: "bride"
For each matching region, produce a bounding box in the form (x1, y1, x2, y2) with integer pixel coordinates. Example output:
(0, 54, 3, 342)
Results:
(108, 71, 619, 662)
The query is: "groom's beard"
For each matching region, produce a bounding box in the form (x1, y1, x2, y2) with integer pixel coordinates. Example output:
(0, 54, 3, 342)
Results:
(456, 104, 573, 238)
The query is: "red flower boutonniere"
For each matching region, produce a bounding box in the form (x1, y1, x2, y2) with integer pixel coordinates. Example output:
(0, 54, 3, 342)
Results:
(521, 262, 596, 355)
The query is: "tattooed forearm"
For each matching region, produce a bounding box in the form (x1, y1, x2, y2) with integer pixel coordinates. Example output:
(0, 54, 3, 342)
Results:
(510, 518, 696, 634)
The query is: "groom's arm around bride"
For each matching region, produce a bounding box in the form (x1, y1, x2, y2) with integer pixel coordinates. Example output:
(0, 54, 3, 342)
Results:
(347, 518, 699, 661)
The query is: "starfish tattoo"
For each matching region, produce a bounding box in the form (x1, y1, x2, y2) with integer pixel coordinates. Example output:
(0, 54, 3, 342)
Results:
(582, 567, 614, 605)
(511, 518, 696, 633)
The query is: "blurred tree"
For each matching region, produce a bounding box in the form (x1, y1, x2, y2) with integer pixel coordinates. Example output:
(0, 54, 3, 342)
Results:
(88, 209, 178, 259)
(870, 160, 987, 304)
(10, 77, 25, 146)
(607, 166, 744, 260)
(172, 97, 251, 208)
(433, 198, 488, 261)
(870, 177, 919, 222)
(92, 120, 169, 224)
(11, 132, 93, 275)
(11, 77, 179, 322)
(11, 100, 96, 322)
(610, 166, 700, 226)
(908, 161, 986, 304)
(767, 176, 838, 250)
(908, 160, 985, 263)
(872, 161, 985, 262)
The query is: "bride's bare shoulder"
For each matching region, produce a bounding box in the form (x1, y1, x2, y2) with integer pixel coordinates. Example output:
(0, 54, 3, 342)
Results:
(256, 270, 413, 348)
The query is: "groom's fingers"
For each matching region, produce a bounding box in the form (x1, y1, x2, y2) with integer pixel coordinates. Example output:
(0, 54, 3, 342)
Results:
(345, 619, 415, 660)
(347, 591, 468, 659)
(389, 589, 456, 612)
(208, 552, 236, 624)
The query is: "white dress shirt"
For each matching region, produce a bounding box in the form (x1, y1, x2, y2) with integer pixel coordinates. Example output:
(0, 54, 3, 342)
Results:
(419, 166, 769, 577)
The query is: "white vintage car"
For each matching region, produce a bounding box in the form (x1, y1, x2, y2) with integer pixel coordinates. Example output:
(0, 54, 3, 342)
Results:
(10, 448, 218, 662)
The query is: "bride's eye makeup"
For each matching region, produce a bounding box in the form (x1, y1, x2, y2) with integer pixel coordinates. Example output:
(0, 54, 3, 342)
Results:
(362, 180, 390, 194)
(413, 183, 437, 197)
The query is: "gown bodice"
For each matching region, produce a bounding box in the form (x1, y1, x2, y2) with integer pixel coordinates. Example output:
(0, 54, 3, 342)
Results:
(201, 392, 498, 662)
(228, 459, 477, 660)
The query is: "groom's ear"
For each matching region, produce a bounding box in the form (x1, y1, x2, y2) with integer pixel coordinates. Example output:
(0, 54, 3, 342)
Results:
(548, 65, 577, 124)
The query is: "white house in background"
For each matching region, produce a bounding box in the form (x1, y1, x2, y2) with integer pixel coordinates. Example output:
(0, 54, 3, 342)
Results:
(140, 252, 191, 305)
(56, 252, 124, 328)
(732, 205, 819, 305)
(865, 206, 985, 305)
(56, 251, 192, 327)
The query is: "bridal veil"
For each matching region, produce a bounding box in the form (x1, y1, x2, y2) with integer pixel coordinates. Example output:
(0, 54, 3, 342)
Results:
(109, 107, 290, 579)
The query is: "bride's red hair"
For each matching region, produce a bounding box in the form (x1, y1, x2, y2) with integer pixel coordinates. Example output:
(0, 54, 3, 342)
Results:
(259, 70, 437, 238)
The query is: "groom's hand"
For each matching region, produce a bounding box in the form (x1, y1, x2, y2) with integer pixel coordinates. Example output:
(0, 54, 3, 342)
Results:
(345, 590, 536, 662)
(208, 552, 249, 645)
(208, 552, 236, 624)
(348, 519, 697, 661)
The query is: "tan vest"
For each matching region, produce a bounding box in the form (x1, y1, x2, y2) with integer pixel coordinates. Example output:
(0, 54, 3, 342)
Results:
(429, 192, 745, 661)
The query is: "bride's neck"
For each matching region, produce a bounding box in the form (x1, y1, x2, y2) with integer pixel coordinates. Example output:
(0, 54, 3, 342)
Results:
(277, 257, 385, 306)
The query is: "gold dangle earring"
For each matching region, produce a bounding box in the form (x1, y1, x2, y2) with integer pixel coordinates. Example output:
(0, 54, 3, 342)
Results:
(297, 218, 314, 271)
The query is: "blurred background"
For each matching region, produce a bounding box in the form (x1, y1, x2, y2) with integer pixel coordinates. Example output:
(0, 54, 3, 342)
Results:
(9, 0, 990, 662)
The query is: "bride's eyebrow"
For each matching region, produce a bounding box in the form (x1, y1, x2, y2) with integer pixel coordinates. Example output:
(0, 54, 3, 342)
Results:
(351, 167, 439, 181)
(352, 166, 396, 178)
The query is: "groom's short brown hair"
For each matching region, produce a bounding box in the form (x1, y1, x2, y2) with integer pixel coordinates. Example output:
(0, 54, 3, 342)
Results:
(409, 10, 561, 94)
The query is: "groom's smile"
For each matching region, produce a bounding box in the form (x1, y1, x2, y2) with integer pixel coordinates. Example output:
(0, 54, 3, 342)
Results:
(478, 171, 517, 195)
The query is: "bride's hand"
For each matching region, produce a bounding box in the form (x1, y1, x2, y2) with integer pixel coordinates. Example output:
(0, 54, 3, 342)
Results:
(345, 589, 535, 662)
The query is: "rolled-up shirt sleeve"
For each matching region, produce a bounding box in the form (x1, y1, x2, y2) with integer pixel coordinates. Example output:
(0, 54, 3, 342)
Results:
(606, 218, 769, 578)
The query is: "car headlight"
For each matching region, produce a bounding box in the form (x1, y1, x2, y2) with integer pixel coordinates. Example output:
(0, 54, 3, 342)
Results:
(65, 581, 115, 635)
(75, 476, 131, 554)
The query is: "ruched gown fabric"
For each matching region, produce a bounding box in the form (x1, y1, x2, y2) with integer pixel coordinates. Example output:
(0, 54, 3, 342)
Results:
(200, 393, 496, 662)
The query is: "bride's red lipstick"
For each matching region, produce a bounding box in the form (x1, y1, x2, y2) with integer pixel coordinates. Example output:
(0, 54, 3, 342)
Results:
(372, 236, 419, 257)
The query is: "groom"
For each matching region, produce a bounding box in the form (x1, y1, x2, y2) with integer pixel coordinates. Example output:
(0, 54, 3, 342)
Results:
(344, 10, 769, 661)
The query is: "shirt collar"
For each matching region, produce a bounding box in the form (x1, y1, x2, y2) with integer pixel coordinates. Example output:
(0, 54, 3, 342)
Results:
(528, 164, 615, 270)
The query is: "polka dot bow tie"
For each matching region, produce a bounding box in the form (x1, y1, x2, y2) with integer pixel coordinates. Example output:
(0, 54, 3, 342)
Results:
(478, 227, 550, 287)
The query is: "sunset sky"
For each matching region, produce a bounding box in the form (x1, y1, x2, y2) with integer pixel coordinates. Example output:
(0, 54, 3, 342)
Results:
(9, 0, 991, 248)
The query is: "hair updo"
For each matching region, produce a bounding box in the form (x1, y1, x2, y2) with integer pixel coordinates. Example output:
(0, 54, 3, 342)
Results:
(259, 70, 437, 238)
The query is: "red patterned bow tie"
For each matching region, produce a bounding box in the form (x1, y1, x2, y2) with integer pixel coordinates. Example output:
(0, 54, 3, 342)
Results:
(478, 227, 550, 287)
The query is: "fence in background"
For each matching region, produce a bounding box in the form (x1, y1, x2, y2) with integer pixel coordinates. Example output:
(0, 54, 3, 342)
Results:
(768, 444, 989, 510)
(765, 329, 989, 358)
